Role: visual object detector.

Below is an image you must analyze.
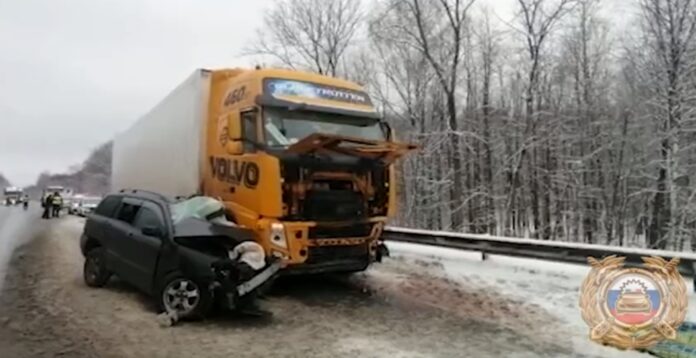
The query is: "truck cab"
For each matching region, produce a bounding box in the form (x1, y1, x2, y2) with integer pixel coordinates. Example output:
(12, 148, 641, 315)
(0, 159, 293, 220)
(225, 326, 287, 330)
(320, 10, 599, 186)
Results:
(3, 187, 23, 206)
(205, 69, 416, 274)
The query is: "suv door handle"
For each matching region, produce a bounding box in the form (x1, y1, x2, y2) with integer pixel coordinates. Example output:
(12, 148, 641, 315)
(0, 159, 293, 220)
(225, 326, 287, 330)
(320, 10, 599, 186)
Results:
(128, 232, 134, 237)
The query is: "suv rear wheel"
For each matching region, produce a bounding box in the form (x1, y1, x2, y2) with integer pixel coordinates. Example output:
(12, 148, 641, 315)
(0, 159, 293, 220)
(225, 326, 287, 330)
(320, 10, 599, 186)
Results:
(84, 247, 111, 287)
(158, 273, 212, 320)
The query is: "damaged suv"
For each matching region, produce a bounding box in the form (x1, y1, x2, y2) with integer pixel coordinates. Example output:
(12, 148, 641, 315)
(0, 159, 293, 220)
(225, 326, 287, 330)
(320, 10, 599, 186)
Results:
(79, 190, 281, 320)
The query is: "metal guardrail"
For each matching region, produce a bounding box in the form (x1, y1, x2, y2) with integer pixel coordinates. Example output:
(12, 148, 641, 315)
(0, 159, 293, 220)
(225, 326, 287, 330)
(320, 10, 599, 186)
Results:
(382, 226, 696, 278)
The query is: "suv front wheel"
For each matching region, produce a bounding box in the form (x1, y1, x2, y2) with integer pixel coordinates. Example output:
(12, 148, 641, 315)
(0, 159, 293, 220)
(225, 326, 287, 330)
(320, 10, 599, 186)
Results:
(158, 273, 212, 320)
(84, 247, 111, 287)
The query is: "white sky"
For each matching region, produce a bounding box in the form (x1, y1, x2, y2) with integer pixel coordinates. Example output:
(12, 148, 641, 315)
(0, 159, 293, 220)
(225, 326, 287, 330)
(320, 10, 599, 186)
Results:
(0, 0, 629, 186)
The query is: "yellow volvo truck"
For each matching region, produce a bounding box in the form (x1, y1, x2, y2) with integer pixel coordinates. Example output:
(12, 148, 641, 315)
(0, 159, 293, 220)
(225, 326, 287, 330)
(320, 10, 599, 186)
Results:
(113, 68, 416, 274)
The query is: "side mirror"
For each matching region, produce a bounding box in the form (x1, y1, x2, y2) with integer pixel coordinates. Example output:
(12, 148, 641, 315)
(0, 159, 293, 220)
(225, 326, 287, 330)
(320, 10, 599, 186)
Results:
(142, 226, 163, 238)
(228, 107, 258, 141)
(227, 115, 242, 140)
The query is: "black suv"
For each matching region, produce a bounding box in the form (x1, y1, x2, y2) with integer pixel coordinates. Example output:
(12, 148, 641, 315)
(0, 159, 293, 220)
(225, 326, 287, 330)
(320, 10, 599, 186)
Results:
(79, 190, 280, 319)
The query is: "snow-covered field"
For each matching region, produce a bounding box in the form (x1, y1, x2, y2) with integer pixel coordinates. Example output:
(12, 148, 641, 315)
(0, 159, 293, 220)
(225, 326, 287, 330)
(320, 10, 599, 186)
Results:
(387, 241, 696, 357)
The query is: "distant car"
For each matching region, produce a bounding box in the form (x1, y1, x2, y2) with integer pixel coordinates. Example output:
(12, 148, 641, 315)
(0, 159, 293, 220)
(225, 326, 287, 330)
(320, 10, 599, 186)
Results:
(71, 196, 102, 216)
(4, 197, 19, 206)
(68, 195, 84, 215)
(79, 190, 281, 319)
(3, 187, 24, 206)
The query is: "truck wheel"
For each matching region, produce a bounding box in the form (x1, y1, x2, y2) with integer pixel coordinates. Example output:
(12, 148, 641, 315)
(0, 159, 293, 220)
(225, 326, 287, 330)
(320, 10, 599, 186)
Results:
(83, 248, 111, 287)
(158, 273, 212, 320)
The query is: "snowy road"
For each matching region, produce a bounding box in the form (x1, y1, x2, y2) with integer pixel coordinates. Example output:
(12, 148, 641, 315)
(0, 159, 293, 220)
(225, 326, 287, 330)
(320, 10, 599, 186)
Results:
(0, 211, 671, 357)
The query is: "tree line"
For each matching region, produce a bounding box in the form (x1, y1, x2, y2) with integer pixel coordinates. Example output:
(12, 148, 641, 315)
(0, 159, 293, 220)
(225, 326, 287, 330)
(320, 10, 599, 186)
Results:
(247, 0, 696, 250)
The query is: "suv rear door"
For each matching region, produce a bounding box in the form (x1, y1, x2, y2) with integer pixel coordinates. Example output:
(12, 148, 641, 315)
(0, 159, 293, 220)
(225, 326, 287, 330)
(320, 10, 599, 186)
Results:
(82, 194, 122, 256)
(108, 197, 146, 290)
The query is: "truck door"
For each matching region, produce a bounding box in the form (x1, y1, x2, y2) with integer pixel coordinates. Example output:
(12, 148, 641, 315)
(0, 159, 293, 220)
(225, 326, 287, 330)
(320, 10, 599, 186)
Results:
(128, 201, 165, 294)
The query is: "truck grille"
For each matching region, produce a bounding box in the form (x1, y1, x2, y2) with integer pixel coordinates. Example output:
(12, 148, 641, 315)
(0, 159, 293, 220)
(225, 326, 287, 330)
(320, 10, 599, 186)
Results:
(309, 224, 373, 239)
(306, 244, 369, 265)
(302, 190, 366, 221)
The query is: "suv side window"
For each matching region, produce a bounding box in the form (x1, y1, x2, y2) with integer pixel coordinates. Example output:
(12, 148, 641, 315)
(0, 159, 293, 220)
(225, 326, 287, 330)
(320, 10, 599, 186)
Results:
(115, 203, 141, 224)
(95, 196, 121, 217)
(132, 207, 164, 233)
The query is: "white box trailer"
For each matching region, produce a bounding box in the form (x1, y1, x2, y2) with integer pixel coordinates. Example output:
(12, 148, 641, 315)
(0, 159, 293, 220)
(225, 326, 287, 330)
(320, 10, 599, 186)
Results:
(112, 70, 211, 198)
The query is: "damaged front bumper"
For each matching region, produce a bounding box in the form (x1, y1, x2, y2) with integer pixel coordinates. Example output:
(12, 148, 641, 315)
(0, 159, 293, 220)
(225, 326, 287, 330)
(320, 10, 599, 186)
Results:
(235, 259, 282, 297)
(210, 258, 282, 310)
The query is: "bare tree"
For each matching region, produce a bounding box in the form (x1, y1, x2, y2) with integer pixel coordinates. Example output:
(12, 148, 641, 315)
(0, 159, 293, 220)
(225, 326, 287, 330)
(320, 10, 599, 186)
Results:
(636, 0, 696, 248)
(394, 0, 476, 230)
(239, 0, 696, 252)
(246, 0, 362, 76)
(476, 7, 503, 234)
(506, 0, 575, 238)
(556, 0, 614, 244)
(369, 1, 446, 230)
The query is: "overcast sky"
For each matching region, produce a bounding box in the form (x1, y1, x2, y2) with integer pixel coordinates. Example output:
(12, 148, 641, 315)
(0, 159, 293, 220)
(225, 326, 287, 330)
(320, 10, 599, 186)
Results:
(0, 0, 627, 187)
(0, 0, 277, 186)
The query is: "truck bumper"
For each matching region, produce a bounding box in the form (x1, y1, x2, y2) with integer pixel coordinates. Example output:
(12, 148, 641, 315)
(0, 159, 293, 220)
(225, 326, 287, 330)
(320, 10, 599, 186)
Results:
(256, 219, 386, 270)
(281, 258, 370, 276)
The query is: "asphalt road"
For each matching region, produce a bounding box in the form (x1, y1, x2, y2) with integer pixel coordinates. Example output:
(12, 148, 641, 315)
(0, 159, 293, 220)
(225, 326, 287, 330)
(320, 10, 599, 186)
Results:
(0, 208, 643, 358)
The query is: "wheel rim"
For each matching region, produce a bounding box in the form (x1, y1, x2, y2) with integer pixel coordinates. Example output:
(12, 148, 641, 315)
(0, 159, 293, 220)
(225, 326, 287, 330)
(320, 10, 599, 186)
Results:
(163, 279, 200, 316)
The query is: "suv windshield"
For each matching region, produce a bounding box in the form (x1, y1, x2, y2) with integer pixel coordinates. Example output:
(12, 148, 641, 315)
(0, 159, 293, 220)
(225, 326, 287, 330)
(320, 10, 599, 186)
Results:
(170, 196, 229, 225)
(263, 108, 386, 148)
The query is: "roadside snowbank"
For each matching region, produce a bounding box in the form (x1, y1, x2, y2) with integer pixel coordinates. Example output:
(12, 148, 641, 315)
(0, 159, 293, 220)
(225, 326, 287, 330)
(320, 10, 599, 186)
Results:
(385, 241, 682, 357)
(0, 206, 42, 291)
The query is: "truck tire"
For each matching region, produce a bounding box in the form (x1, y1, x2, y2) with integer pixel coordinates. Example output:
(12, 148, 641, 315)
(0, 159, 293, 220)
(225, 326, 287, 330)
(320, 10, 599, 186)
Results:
(83, 247, 111, 287)
(157, 273, 213, 320)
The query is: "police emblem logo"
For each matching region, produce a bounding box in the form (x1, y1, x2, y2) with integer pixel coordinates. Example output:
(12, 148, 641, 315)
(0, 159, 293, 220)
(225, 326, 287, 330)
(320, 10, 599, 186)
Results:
(579, 255, 688, 350)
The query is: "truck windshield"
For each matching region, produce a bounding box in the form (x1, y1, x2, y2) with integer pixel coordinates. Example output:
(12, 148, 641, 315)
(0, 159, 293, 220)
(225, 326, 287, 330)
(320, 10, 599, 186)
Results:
(263, 108, 385, 147)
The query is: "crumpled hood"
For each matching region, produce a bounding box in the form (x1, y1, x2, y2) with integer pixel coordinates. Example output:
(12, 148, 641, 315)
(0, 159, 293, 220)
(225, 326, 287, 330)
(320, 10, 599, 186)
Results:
(170, 197, 264, 270)
(173, 217, 254, 242)
(284, 133, 418, 165)
(174, 218, 265, 271)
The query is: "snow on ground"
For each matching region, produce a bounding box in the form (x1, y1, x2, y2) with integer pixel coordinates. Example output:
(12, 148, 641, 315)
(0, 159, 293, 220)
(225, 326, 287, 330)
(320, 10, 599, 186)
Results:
(0, 205, 42, 291)
(1, 216, 594, 358)
(385, 241, 696, 357)
(1, 209, 689, 357)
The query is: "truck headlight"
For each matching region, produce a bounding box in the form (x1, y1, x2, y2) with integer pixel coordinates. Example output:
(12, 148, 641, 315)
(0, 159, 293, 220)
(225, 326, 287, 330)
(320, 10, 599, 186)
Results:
(270, 222, 288, 249)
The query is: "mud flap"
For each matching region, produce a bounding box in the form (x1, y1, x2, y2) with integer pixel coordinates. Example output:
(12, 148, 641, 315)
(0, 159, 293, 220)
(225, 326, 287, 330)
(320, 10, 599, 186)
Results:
(376, 242, 390, 263)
